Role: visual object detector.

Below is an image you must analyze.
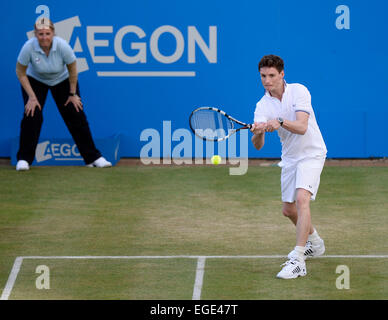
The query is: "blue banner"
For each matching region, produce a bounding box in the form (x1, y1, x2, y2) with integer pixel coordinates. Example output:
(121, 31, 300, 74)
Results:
(1, 1, 387, 159)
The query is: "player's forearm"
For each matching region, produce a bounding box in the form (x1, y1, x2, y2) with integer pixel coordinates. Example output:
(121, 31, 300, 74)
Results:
(67, 62, 78, 94)
(251, 133, 265, 150)
(282, 119, 308, 135)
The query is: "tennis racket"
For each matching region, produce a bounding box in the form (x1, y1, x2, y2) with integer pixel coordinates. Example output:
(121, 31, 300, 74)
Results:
(189, 107, 252, 142)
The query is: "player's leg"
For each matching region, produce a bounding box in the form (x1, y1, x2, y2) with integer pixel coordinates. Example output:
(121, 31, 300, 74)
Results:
(277, 159, 325, 279)
(277, 192, 311, 279)
(282, 202, 298, 225)
(283, 201, 315, 234)
(277, 167, 307, 279)
(295, 158, 326, 259)
(283, 199, 322, 260)
(295, 188, 312, 248)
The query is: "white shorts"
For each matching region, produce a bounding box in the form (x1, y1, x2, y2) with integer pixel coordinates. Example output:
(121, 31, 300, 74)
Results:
(281, 157, 325, 203)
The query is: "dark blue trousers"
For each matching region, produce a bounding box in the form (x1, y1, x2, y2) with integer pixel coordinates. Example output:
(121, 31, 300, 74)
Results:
(17, 76, 101, 165)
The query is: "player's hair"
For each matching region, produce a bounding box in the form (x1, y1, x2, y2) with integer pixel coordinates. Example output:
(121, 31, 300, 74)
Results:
(258, 55, 284, 73)
(34, 17, 55, 32)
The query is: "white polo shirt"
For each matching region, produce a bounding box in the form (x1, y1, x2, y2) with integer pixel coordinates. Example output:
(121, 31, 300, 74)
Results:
(17, 36, 76, 86)
(254, 82, 327, 166)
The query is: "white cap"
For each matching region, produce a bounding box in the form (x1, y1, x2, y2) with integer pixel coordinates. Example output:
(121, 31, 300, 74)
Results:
(35, 17, 53, 30)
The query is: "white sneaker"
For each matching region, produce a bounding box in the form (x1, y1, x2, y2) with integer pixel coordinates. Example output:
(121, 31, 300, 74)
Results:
(86, 157, 112, 168)
(277, 257, 307, 279)
(304, 239, 325, 259)
(16, 160, 30, 171)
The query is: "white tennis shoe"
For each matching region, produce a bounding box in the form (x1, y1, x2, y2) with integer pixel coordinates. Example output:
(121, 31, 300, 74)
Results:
(277, 257, 307, 279)
(86, 157, 112, 168)
(16, 160, 30, 171)
(304, 239, 325, 259)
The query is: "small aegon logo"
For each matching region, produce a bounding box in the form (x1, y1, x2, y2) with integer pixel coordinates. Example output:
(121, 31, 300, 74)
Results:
(35, 141, 81, 162)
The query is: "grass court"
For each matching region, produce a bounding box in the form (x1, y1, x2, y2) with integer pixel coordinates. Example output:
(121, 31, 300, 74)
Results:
(0, 163, 387, 299)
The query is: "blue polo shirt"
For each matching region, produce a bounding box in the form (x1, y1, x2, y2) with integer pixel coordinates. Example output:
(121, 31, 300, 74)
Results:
(17, 36, 76, 86)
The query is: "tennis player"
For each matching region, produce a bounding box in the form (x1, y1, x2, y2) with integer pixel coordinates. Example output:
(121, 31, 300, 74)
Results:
(251, 55, 327, 279)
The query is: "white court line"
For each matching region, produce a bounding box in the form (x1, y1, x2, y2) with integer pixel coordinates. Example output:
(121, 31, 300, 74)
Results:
(192, 257, 206, 300)
(0, 257, 23, 300)
(19, 255, 388, 259)
(2, 255, 388, 300)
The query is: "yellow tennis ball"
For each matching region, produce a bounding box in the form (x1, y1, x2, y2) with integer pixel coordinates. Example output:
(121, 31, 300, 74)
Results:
(211, 155, 221, 165)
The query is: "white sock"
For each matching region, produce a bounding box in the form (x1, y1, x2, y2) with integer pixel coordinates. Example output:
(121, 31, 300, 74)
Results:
(294, 246, 305, 260)
(308, 229, 321, 242)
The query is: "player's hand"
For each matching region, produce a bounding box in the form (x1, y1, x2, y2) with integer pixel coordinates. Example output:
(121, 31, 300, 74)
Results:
(251, 122, 267, 135)
(65, 95, 83, 112)
(266, 119, 281, 132)
(25, 96, 42, 117)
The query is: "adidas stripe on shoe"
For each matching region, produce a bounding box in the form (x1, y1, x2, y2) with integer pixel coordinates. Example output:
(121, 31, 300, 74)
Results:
(304, 239, 325, 259)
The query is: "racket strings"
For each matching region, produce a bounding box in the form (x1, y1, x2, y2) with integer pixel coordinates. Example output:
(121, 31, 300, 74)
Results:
(190, 109, 233, 140)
